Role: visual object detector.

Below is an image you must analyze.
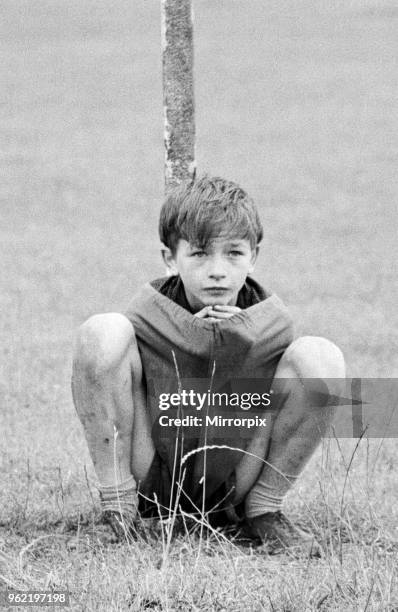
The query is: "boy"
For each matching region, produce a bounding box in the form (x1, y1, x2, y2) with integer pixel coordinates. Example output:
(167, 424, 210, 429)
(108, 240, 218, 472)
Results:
(72, 176, 345, 555)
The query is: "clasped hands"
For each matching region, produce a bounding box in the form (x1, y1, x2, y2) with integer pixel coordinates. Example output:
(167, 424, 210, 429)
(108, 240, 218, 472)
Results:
(194, 304, 241, 322)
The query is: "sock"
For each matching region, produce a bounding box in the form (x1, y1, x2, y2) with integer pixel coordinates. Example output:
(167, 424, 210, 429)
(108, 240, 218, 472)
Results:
(98, 475, 138, 520)
(245, 470, 298, 519)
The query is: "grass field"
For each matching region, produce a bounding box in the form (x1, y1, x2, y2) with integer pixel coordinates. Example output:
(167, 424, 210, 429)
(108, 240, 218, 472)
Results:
(1, 0, 398, 609)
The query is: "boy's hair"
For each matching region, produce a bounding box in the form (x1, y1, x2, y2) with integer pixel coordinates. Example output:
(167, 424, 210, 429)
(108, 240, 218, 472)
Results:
(159, 175, 263, 254)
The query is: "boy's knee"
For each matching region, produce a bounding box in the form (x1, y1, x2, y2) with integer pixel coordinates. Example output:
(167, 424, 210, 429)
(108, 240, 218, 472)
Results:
(73, 313, 137, 381)
(283, 336, 345, 380)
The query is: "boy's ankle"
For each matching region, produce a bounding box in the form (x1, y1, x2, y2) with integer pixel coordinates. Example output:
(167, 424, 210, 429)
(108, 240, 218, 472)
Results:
(98, 475, 138, 535)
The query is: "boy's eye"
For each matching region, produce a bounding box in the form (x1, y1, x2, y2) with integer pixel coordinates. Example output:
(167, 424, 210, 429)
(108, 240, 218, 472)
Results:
(229, 250, 244, 256)
(191, 250, 206, 257)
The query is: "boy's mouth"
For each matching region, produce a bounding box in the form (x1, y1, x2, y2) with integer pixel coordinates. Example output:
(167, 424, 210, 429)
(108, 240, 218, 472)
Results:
(204, 287, 229, 294)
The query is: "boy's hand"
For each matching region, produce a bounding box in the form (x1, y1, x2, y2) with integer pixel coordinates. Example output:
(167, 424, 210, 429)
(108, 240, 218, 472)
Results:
(194, 305, 241, 321)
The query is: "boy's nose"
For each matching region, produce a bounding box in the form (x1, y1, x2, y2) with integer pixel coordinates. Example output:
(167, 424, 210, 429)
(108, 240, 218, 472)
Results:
(207, 256, 227, 280)
(208, 271, 226, 281)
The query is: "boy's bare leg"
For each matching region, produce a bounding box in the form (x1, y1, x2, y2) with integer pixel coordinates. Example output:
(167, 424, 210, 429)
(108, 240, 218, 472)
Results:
(71, 313, 155, 526)
(233, 336, 345, 553)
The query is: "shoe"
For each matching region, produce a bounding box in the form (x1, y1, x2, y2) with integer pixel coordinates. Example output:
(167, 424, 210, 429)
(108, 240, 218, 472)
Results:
(243, 511, 322, 557)
(102, 509, 137, 541)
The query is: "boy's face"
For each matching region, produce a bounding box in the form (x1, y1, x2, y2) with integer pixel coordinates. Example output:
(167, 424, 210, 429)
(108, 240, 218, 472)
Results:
(162, 236, 258, 313)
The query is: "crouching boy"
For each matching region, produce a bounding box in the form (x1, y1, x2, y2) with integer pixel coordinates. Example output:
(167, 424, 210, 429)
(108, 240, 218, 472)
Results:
(72, 176, 345, 555)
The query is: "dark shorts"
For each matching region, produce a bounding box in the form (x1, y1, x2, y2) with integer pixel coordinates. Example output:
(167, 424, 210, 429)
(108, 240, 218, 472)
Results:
(137, 450, 245, 527)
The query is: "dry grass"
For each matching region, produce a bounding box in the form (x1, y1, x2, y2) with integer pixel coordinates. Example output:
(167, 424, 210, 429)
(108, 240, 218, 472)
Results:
(1, 438, 397, 610)
(1, 0, 398, 609)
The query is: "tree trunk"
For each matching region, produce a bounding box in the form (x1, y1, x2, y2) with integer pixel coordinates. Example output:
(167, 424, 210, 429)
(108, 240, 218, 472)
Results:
(161, 0, 196, 188)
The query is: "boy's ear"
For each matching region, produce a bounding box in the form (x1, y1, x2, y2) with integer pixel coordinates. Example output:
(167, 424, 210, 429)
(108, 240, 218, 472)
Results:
(248, 246, 259, 274)
(161, 246, 178, 276)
